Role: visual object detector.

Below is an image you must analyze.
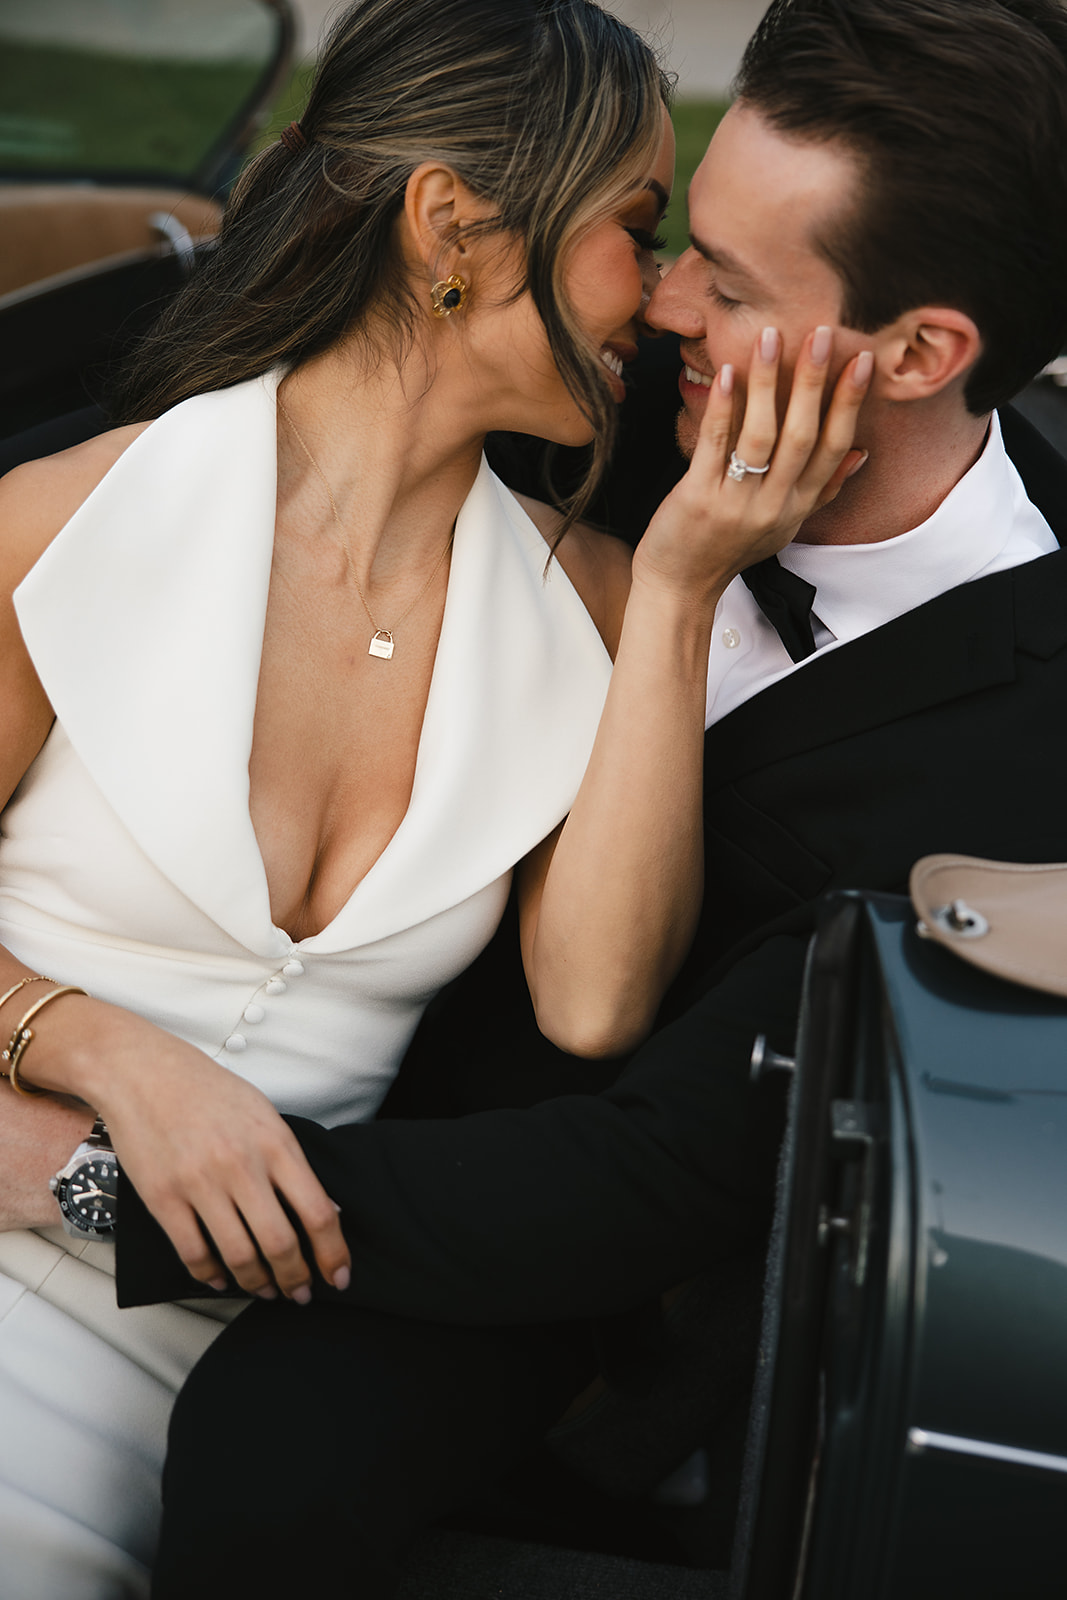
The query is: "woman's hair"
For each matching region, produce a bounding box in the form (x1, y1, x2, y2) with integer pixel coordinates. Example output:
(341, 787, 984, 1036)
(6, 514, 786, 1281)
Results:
(112, 0, 671, 524)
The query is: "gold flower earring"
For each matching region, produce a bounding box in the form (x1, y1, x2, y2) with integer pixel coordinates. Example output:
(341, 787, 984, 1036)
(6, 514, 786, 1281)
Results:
(430, 274, 468, 317)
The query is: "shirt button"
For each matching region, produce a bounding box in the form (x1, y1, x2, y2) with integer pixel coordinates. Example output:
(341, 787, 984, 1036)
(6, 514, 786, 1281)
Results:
(243, 1003, 265, 1024)
(224, 1033, 247, 1053)
(722, 627, 741, 649)
(265, 978, 287, 996)
(282, 959, 305, 978)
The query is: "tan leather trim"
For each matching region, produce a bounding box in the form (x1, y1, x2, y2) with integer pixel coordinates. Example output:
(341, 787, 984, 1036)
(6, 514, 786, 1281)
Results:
(910, 854, 1067, 997)
(0, 185, 221, 298)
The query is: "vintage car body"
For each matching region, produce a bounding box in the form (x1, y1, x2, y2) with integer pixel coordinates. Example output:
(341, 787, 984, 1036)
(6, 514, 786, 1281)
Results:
(742, 893, 1067, 1600)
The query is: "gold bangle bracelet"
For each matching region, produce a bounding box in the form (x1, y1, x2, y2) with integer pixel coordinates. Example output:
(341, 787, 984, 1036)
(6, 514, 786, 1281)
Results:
(1, 984, 89, 1097)
(0, 975, 53, 1013)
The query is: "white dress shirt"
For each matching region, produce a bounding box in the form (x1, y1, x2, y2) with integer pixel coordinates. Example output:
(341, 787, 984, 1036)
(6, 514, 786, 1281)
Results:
(705, 412, 1058, 727)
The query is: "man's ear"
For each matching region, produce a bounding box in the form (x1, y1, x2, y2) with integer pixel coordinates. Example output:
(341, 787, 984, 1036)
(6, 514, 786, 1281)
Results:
(871, 307, 982, 402)
(400, 162, 487, 280)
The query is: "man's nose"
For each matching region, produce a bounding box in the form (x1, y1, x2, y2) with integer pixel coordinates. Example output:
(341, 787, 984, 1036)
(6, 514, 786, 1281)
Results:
(644, 248, 706, 339)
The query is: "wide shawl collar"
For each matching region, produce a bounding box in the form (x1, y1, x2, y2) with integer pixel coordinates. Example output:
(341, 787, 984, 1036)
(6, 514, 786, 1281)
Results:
(15, 374, 612, 959)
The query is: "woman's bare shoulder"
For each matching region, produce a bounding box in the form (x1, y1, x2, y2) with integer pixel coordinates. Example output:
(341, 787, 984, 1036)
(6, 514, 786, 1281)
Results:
(0, 423, 150, 588)
(510, 492, 633, 660)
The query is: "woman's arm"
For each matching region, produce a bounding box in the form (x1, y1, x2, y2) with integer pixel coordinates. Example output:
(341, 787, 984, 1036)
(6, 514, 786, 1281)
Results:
(0, 1080, 95, 1229)
(518, 330, 872, 1056)
(0, 448, 349, 1300)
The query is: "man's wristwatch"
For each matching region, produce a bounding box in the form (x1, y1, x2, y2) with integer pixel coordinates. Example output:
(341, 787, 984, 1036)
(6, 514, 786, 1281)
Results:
(49, 1115, 119, 1241)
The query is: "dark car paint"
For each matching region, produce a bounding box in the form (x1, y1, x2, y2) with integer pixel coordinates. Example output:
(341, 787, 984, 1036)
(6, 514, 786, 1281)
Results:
(746, 894, 1067, 1600)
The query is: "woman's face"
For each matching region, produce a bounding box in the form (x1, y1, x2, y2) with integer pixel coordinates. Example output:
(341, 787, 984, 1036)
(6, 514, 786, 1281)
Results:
(466, 108, 675, 445)
(562, 107, 676, 411)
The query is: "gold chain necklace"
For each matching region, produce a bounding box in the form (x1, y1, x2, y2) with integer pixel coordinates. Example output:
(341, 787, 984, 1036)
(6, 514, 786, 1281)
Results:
(278, 397, 454, 660)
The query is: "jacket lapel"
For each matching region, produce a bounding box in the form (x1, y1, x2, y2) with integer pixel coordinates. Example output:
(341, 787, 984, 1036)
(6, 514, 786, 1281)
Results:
(710, 537, 1067, 793)
(15, 374, 285, 956)
(705, 415, 1067, 789)
(706, 566, 1017, 786)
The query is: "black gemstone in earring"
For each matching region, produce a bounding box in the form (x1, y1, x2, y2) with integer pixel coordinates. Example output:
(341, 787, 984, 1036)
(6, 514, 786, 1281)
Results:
(431, 274, 468, 317)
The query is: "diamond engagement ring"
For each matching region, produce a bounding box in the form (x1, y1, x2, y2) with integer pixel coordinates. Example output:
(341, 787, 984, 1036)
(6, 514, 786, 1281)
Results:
(727, 451, 772, 482)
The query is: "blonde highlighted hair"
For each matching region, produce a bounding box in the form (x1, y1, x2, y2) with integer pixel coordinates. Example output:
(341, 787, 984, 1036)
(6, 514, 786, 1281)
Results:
(112, 0, 671, 525)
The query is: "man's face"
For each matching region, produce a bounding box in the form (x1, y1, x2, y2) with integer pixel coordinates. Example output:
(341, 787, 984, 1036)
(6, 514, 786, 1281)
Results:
(647, 102, 872, 457)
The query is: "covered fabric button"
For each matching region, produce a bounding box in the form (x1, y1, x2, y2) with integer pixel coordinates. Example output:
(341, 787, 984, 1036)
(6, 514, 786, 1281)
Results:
(282, 959, 305, 978)
(224, 1034, 248, 1053)
(265, 978, 287, 996)
(243, 1003, 265, 1024)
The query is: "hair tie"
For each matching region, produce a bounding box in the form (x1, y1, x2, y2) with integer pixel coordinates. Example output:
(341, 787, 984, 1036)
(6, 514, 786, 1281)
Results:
(280, 121, 309, 155)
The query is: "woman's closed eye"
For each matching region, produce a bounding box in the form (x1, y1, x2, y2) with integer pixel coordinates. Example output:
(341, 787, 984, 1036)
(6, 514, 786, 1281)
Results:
(626, 226, 668, 255)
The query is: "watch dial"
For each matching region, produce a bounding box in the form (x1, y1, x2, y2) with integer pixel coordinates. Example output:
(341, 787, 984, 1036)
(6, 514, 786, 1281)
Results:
(66, 1157, 119, 1230)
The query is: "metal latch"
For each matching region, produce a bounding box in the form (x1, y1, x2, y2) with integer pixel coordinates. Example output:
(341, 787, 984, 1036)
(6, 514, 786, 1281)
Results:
(749, 1034, 796, 1083)
(916, 898, 989, 940)
(817, 1099, 884, 1286)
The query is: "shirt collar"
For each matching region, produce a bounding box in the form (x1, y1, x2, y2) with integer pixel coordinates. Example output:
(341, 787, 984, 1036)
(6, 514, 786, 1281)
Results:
(778, 413, 1015, 643)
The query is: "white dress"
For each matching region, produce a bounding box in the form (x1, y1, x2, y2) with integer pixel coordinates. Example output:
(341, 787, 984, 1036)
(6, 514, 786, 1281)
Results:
(0, 374, 612, 1598)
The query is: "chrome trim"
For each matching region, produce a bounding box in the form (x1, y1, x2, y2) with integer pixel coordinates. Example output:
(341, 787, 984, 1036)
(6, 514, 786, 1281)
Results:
(149, 211, 196, 272)
(928, 899, 989, 939)
(749, 1033, 796, 1083)
(908, 1428, 1067, 1476)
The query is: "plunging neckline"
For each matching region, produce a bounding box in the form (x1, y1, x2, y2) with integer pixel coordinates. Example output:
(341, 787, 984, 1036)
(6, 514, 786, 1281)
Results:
(252, 406, 458, 945)
(249, 377, 469, 950)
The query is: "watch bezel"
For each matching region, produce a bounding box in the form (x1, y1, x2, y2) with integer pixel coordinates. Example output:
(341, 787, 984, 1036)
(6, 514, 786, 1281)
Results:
(51, 1146, 119, 1239)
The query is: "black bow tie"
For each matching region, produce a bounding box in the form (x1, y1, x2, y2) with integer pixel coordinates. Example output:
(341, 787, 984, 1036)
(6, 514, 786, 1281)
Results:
(741, 555, 818, 662)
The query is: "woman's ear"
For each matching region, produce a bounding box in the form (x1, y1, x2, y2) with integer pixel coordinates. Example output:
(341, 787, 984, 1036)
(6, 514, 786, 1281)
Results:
(872, 306, 982, 403)
(401, 162, 487, 278)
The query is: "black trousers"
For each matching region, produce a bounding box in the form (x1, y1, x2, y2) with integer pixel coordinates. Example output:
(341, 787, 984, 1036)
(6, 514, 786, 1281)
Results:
(152, 1300, 595, 1599)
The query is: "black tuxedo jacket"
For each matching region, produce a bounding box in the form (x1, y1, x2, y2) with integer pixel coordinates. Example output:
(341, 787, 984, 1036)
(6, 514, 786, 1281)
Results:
(117, 406, 1067, 1324)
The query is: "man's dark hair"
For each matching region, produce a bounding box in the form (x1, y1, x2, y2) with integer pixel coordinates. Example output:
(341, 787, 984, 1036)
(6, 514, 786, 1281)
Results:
(734, 0, 1067, 413)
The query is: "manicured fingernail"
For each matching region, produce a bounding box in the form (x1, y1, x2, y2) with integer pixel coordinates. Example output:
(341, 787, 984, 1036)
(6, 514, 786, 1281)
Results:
(811, 326, 832, 365)
(292, 1284, 312, 1306)
(853, 350, 874, 386)
(207, 1276, 228, 1292)
(332, 1266, 351, 1292)
(760, 326, 779, 362)
(845, 449, 869, 479)
(254, 1284, 278, 1300)
(719, 363, 734, 397)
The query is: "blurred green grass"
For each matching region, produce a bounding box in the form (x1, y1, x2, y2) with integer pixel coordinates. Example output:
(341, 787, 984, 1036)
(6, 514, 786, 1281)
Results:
(664, 99, 729, 257)
(0, 42, 263, 175)
(251, 60, 317, 153)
